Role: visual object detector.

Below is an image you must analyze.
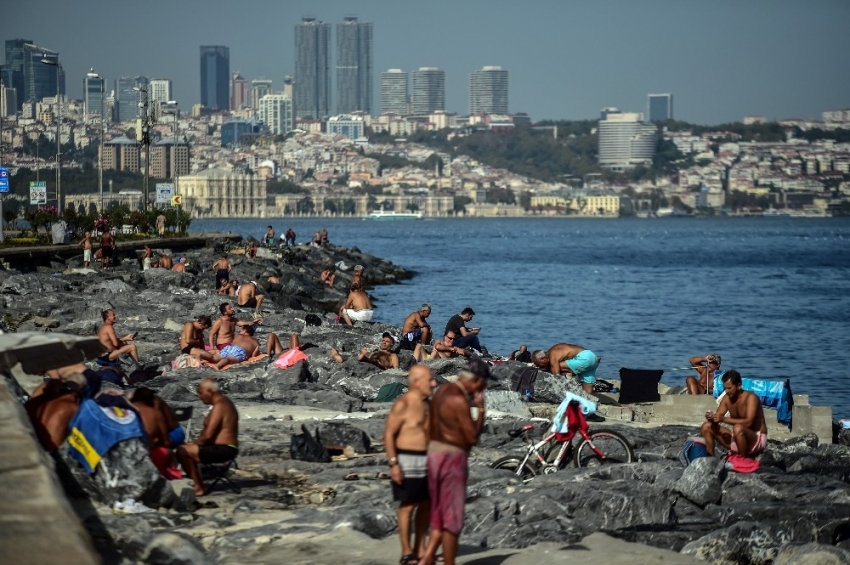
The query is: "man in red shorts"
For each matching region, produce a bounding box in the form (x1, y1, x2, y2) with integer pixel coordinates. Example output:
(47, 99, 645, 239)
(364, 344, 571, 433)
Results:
(418, 358, 491, 565)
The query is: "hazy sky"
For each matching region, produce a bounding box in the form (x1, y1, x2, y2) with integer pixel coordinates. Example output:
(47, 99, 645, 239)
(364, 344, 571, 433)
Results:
(4, 0, 849, 124)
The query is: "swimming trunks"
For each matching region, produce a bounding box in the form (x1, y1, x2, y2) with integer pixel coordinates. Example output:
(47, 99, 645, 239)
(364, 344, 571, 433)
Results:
(180, 345, 193, 355)
(342, 308, 373, 322)
(198, 444, 238, 464)
(566, 350, 599, 385)
(731, 431, 767, 455)
(392, 449, 429, 503)
(215, 343, 230, 351)
(149, 446, 182, 480)
(219, 345, 247, 362)
(215, 269, 229, 289)
(83, 249, 93, 263)
(238, 297, 258, 308)
(427, 449, 468, 536)
(400, 328, 422, 350)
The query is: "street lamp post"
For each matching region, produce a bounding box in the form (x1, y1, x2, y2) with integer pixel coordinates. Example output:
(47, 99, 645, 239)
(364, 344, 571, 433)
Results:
(87, 69, 105, 214)
(163, 100, 179, 200)
(133, 86, 152, 211)
(40, 54, 62, 212)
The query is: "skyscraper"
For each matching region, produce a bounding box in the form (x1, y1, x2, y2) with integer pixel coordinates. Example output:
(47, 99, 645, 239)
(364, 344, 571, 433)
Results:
(648, 93, 673, 122)
(381, 69, 408, 115)
(410, 67, 445, 116)
(598, 112, 657, 171)
(4, 39, 31, 111)
(258, 93, 293, 135)
(149, 78, 171, 104)
(22, 44, 64, 106)
(251, 78, 273, 112)
(231, 72, 248, 111)
(115, 76, 147, 122)
(200, 45, 230, 111)
(469, 66, 509, 115)
(84, 73, 105, 121)
(336, 16, 373, 115)
(295, 17, 330, 119)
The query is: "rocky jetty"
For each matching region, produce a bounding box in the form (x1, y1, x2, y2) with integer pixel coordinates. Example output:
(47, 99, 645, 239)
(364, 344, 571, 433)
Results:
(4, 237, 850, 565)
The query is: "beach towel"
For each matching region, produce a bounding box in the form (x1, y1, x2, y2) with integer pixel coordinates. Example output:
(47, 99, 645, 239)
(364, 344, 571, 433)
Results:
(171, 354, 201, 369)
(67, 399, 145, 473)
(375, 382, 407, 403)
(273, 349, 309, 370)
(712, 375, 793, 428)
(202, 353, 268, 370)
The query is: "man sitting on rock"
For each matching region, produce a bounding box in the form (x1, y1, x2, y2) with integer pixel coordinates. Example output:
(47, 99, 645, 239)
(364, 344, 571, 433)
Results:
(209, 302, 261, 351)
(332, 332, 400, 369)
(266, 332, 302, 357)
(400, 304, 432, 351)
(686, 352, 724, 395)
(159, 254, 173, 270)
(179, 315, 216, 362)
(129, 387, 181, 480)
(339, 282, 374, 326)
(430, 331, 470, 360)
(172, 257, 187, 273)
(701, 370, 768, 457)
(444, 307, 481, 353)
(531, 343, 599, 395)
(175, 378, 239, 496)
(236, 280, 265, 312)
(320, 266, 336, 287)
(215, 325, 260, 370)
(98, 309, 141, 368)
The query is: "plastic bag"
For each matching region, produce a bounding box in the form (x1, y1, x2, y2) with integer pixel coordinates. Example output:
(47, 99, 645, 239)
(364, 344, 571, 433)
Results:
(290, 425, 331, 463)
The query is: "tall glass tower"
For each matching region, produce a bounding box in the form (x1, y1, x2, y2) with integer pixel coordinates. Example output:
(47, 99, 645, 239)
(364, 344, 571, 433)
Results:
(336, 16, 373, 115)
(200, 46, 230, 111)
(295, 17, 331, 119)
(647, 93, 673, 122)
(84, 74, 105, 121)
(4, 39, 32, 110)
(381, 69, 408, 115)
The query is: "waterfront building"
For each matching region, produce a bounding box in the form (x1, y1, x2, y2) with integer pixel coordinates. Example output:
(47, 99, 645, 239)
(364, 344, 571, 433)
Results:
(200, 45, 230, 111)
(410, 68, 445, 116)
(150, 136, 190, 178)
(84, 74, 105, 121)
(178, 168, 268, 218)
(251, 78, 273, 112)
(647, 93, 673, 122)
(327, 114, 365, 140)
(598, 112, 657, 171)
(336, 16, 373, 115)
(381, 69, 408, 115)
(101, 136, 140, 172)
(469, 66, 509, 115)
(295, 17, 331, 119)
(257, 93, 293, 136)
(231, 72, 248, 111)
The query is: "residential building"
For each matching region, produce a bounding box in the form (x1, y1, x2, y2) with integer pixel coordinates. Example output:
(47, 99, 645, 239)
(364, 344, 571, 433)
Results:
(283, 75, 294, 99)
(469, 66, 509, 115)
(149, 78, 172, 104)
(84, 74, 105, 121)
(410, 68, 445, 116)
(200, 45, 230, 111)
(115, 76, 147, 122)
(251, 78, 273, 112)
(327, 114, 365, 140)
(598, 112, 657, 171)
(231, 72, 248, 110)
(647, 93, 673, 122)
(336, 16, 373, 114)
(257, 93, 293, 136)
(179, 168, 268, 218)
(381, 69, 408, 115)
(295, 17, 331, 119)
(101, 136, 140, 172)
(150, 136, 190, 178)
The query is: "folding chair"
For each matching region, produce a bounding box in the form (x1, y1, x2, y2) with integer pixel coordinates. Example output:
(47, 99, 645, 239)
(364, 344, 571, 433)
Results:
(201, 457, 241, 495)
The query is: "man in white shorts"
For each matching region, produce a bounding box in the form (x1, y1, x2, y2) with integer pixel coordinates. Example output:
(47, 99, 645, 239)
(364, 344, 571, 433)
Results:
(339, 282, 374, 326)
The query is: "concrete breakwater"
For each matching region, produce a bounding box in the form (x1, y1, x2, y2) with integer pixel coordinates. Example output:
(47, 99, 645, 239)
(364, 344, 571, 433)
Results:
(1, 237, 849, 564)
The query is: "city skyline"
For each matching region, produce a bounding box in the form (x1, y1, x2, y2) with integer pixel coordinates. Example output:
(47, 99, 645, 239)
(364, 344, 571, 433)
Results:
(2, 0, 849, 124)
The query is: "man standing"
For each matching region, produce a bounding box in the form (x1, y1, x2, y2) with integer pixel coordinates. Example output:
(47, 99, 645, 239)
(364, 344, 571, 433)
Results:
(339, 283, 374, 326)
(80, 231, 93, 268)
(179, 315, 216, 362)
(701, 370, 767, 457)
(99, 230, 115, 269)
(384, 365, 437, 565)
(686, 352, 724, 395)
(175, 378, 239, 496)
(418, 358, 490, 565)
(209, 302, 261, 351)
(236, 280, 265, 312)
(97, 309, 141, 367)
(400, 304, 432, 351)
(264, 225, 275, 246)
(532, 343, 599, 395)
(444, 308, 481, 352)
(285, 228, 296, 246)
(212, 253, 232, 290)
(156, 212, 166, 237)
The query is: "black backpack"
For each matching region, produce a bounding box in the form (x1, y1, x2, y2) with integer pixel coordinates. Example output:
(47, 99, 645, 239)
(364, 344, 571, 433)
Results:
(290, 425, 331, 463)
(510, 366, 538, 397)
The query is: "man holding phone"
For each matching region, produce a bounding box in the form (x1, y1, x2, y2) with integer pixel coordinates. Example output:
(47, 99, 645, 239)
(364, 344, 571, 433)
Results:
(97, 309, 142, 368)
(444, 308, 482, 353)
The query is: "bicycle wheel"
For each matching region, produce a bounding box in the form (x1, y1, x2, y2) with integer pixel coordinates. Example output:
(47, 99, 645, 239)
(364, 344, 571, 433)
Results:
(491, 456, 538, 482)
(573, 429, 635, 468)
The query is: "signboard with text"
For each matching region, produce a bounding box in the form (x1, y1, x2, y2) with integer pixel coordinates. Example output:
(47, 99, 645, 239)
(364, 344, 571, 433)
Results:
(29, 181, 47, 204)
(0, 167, 9, 193)
(155, 183, 174, 204)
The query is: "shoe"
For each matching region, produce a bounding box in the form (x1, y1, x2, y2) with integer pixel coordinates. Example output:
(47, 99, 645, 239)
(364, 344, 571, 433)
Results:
(113, 498, 155, 514)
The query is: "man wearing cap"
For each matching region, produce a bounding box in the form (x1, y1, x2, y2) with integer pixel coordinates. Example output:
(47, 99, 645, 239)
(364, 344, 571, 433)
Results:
(418, 358, 490, 565)
(687, 352, 724, 395)
(400, 304, 432, 351)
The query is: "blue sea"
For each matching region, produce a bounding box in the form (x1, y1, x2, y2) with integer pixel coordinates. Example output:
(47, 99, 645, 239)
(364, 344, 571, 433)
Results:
(194, 217, 850, 419)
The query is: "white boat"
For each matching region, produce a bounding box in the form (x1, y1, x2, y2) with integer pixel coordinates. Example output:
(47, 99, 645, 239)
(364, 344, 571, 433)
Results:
(363, 210, 423, 221)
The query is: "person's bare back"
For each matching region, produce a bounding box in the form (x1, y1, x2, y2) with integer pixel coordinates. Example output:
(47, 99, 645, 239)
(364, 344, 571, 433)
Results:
(132, 400, 171, 448)
(344, 289, 372, 311)
(203, 395, 239, 446)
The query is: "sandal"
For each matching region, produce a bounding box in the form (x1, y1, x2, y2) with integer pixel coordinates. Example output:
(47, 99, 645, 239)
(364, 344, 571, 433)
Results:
(399, 555, 419, 565)
(343, 472, 360, 481)
(377, 471, 391, 480)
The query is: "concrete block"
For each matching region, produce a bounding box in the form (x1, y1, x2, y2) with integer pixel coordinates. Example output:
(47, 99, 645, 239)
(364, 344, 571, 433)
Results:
(793, 404, 833, 445)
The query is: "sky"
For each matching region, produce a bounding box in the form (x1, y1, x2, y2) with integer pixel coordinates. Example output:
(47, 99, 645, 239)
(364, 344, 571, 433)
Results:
(4, 0, 849, 124)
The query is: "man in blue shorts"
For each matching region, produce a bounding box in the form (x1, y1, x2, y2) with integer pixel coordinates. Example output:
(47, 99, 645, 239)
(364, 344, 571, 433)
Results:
(532, 343, 599, 394)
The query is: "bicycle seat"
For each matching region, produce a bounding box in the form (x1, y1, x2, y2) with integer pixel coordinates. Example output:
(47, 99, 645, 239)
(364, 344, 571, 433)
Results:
(508, 424, 535, 438)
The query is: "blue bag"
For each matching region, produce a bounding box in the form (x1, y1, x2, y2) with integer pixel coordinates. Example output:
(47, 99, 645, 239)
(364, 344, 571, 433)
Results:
(678, 437, 709, 467)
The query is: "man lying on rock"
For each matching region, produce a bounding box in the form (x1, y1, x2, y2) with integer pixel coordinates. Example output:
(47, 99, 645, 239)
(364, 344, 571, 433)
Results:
(176, 378, 239, 496)
(701, 370, 768, 457)
(331, 332, 400, 369)
(214, 325, 260, 370)
(26, 365, 96, 451)
(98, 308, 142, 369)
(531, 342, 599, 395)
(209, 302, 261, 351)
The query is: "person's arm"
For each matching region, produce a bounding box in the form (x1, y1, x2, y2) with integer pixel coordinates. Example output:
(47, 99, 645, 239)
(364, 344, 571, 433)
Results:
(236, 318, 260, 327)
(179, 324, 191, 349)
(451, 393, 485, 448)
(330, 348, 345, 363)
(707, 395, 731, 422)
(548, 351, 563, 375)
(415, 314, 429, 329)
(209, 319, 222, 349)
(383, 397, 407, 484)
(196, 405, 222, 446)
(458, 324, 472, 337)
(390, 354, 400, 369)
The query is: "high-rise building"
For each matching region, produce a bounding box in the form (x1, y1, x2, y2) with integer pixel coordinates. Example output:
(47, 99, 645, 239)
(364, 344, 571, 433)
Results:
(336, 16, 373, 115)
(598, 112, 657, 172)
(647, 93, 673, 122)
(149, 78, 172, 104)
(410, 68, 445, 116)
(150, 137, 190, 178)
(231, 72, 248, 110)
(1, 84, 18, 117)
(115, 76, 147, 122)
(4, 39, 31, 111)
(22, 45, 64, 106)
(84, 74, 105, 121)
(381, 69, 408, 115)
(469, 66, 509, 115)
(250, 78, 273, 112)
(258, 93, 293, 136)
(600, 107, 620, 120)
(295, 17, 331, 119)
(200, 45, 230, 111)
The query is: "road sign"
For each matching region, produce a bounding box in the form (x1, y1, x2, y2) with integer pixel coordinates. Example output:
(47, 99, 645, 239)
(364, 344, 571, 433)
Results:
(171, 195, 182, 206)
(0, 167, 9, 193)
(29, 181, 47, 204)
(155, 183, 174, 204)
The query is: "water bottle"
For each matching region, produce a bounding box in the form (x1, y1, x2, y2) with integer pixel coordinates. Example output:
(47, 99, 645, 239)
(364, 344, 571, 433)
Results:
(523, 389, 532, 402)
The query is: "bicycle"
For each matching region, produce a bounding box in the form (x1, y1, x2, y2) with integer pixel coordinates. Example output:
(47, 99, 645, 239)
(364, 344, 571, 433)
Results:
(490, 398, 635, 482)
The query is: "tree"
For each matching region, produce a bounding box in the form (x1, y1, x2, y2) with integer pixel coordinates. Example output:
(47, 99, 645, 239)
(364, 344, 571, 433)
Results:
(407, 202, 420, 212)
(454, 195, 473, 213)
(296, 196, 314, 215)
(342, 198, 356, 215)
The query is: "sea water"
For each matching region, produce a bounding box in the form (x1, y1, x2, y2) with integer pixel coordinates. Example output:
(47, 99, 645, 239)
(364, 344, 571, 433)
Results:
(194, 217, 850, 418)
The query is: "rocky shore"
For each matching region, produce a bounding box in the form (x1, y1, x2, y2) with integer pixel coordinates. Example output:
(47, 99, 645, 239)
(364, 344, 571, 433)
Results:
(3, 237, 850, 565)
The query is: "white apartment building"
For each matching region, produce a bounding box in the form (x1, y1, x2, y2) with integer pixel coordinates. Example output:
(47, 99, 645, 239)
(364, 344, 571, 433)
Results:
(149, 79, 172, 104)
(257, 94, 293, 135)
(327, 114, 365, 140)
(410, 68, 445, 116)
(381, 69, 409, 115)
(598, 112, 657, 171)
(469, 66, 509, 115)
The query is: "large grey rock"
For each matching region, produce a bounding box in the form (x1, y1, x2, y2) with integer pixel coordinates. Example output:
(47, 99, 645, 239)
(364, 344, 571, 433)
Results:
(774, 543, 850, 565)
(486, 390, 532, 417)
(681, 521, 782, 565)
(315, 422, 373, 453)
(1, 274, 45, 295)
(267, 382, 363, 412)
(143, 269, 199, 291)
(142, 532, 215, 565)
(89, 279, 136, 293)
(262, 361, 313, 398)
(674, 455, 726, 506)
(528, 368, 596, 405)
(62, 319, 100, 336)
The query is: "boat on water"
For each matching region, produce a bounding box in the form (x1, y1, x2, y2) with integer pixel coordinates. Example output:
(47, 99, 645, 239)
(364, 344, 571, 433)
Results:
(363, 210, 423, 221)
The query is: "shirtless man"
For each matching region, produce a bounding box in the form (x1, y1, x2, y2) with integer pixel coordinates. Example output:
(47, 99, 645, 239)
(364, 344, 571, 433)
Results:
(159, 254, 174, 270)
(172, 257, 187, 273)
(418, 358, 490, 565)
(320, 267, 336, 287)
(331, 332, 400, 369)
(209, 303, 260, 351)
(264, 225, 275, 246)
(179, 315, 216, 362)
(80, 231, 93, 268)
(25, 372, 88, 451)
(532, 343, 599, 395)
(129, 387, 170, 448)
(156, 213, 166, 237)
(686, 352, 724, 395)
(430, 331, 470, 359)
(175, 378, 239, 496)
(384, 365, 438, 565)
(237, 280, 265, 311)
(142, 244, 153, 271)
(350, 264, 365, 289)
(339, 283, 374, 326)
(98, 309, 141, 367)
(215, 325, 260, 370)
(99, 230, 115, 269)
(212, 253, 232, 290)
(399, 304, 432, 351)
(247, 241, 258, 258)
(266, 332, 301, 357)
(216, 279, 237, 297)
(701, 370, 767, 457)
